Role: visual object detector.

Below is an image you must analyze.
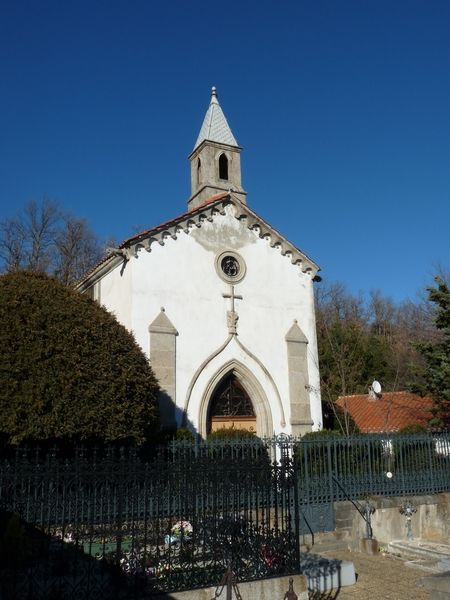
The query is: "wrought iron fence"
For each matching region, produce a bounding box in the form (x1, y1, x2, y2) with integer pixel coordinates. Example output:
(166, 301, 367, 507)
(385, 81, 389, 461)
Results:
(292, 431, 450, 503)
(0, 432, 449, 599)
(0, 443, 301, 599)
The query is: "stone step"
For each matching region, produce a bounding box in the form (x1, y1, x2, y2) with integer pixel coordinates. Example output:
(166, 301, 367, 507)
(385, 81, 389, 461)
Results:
(403, 558, 444, 573)
(387, 540, 450, 572)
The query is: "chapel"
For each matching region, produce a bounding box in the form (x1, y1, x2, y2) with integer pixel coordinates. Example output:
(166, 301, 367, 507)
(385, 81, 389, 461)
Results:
(77, 88, 323, 437)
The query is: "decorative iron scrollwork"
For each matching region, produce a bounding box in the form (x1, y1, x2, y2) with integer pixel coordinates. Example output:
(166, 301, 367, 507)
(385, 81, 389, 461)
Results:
(210, 375, 255, 417)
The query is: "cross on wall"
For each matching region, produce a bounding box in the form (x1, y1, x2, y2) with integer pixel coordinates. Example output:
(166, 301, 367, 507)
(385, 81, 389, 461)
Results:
(222, 284, 243, 334)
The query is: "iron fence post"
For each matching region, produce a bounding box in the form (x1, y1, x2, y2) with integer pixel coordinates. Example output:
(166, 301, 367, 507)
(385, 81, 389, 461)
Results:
(293, 454, 300, 571)
(327, 438, 333, 505)
(226, 566, 232, 600)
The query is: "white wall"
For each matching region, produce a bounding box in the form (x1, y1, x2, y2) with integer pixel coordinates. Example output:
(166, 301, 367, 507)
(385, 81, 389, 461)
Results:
(95, 206, 322, 435)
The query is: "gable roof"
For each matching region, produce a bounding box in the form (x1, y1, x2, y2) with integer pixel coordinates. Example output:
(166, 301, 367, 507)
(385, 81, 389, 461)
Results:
(335, 391, 433, 433)
(75, 193, 320, 290)
(194, 87, 238, 150)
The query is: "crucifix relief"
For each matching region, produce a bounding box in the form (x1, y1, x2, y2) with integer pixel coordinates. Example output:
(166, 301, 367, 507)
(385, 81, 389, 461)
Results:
(222, 284, 243, 334)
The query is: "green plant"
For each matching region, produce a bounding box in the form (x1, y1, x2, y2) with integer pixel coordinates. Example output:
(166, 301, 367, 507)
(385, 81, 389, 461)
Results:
(207, 427, 256, 440)
(398, 424, 427, 434)
(174, 428, 195, 441)
(294, 431, 383, 477)
(416, 277, 450, 429)
(0, 270, 159, 445)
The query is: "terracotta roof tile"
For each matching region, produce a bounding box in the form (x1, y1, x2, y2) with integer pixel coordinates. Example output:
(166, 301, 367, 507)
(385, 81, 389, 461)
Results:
(335, 391, 433, 433)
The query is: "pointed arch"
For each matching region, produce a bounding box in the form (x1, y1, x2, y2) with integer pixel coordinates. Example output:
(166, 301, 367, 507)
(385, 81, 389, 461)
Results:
(198, 360, 273, 438)
(219, 153, 229, 180)
(208, 372, 256, 434)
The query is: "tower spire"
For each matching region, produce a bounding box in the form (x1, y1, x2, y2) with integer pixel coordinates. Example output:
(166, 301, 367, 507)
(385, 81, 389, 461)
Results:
(188, 88, 246, 211)
(193, 86, 238, 151)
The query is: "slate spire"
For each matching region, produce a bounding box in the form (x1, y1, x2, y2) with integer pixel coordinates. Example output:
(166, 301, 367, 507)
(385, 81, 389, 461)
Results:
(193, 87, 238, 151)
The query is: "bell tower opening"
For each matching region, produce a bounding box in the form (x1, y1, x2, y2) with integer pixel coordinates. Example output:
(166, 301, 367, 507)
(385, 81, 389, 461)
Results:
(208, 372, 256, 434)
(218, 153, 228, 180)
(196, 157, 201, 185)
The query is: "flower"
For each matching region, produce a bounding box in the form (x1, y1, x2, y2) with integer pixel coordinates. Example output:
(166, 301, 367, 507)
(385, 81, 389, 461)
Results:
(171, 520, 193, 539)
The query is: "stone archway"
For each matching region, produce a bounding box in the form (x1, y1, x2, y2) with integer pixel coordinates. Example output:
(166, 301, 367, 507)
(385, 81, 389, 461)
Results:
(199, 360, 273, 438)
(208, 372, 257, 434)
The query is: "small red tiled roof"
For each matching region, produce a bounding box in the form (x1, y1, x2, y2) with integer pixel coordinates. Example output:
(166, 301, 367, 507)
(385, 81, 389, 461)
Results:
(335, 391, 433, 433)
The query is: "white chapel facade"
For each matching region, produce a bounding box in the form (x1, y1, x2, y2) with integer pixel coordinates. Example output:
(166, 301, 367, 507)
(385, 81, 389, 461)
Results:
(77, 88, 323, 437)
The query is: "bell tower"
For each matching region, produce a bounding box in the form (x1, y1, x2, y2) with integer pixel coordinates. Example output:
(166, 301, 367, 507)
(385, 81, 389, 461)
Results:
(188, 87, 246, 211)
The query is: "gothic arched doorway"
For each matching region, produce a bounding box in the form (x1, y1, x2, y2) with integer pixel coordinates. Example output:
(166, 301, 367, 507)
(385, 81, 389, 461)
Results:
(208, 373, 257, 434)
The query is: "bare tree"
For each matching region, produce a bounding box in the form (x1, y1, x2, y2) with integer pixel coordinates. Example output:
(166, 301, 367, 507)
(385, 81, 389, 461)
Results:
(315, 282, 369, 433)
(24, 198, 60, 272)
(0, 197, 102, 285)
(369, 290, 396, 340)
(54, 217, 102, 285)
(0, 216, 26, 271)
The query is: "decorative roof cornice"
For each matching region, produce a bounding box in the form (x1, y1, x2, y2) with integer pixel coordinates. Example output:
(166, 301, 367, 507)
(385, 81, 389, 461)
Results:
(75, 193, 320, 291)
(231, 198, 319, 276)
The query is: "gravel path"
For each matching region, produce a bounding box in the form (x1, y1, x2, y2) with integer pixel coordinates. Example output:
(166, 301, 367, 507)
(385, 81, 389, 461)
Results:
(313, 549, 431, 599)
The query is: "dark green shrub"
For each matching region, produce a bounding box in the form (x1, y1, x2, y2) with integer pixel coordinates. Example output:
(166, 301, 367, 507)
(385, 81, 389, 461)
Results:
(294, 431, 383, 480)
(174, 427, 195, 441)
(203, 428, 270, 483)
(0, 271, 159, 444)
(398, 424, 427, 434)
(207, 427, 256, 440)
(392, 432, 434, 472)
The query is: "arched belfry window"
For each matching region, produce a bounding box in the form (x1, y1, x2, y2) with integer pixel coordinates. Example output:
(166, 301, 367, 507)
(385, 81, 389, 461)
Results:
(209, 374, 255, 419)
(219, 153, 229, 180)
(197, 157, 201, 185)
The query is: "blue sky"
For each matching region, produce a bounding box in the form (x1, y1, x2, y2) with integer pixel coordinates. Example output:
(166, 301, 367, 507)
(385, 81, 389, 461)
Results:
(1, 0, 449, 302)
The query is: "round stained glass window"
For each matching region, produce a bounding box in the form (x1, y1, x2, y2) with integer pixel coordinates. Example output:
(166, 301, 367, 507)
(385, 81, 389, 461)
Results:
(221, 255, 240, 278)
(215, 250, 246, 283)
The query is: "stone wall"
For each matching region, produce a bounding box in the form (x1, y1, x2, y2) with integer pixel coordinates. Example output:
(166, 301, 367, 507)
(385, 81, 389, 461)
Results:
(333, 492, 450, 547)
(153, 574, 308, 600)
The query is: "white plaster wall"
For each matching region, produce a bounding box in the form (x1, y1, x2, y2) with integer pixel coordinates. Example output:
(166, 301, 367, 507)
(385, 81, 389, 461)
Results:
(307, 278, 323, 431)
(98, 262, 133, 330)
(95, 206, 322, 435)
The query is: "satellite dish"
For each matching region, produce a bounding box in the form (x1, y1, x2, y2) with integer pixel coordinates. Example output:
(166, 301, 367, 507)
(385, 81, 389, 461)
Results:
(372, 380, 382, 394)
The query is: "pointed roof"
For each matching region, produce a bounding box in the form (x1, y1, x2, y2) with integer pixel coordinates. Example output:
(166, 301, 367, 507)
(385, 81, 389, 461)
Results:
(285, 320, 308, 343)
(149, 307, 178, 335)
(194, 87, 238, 150)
